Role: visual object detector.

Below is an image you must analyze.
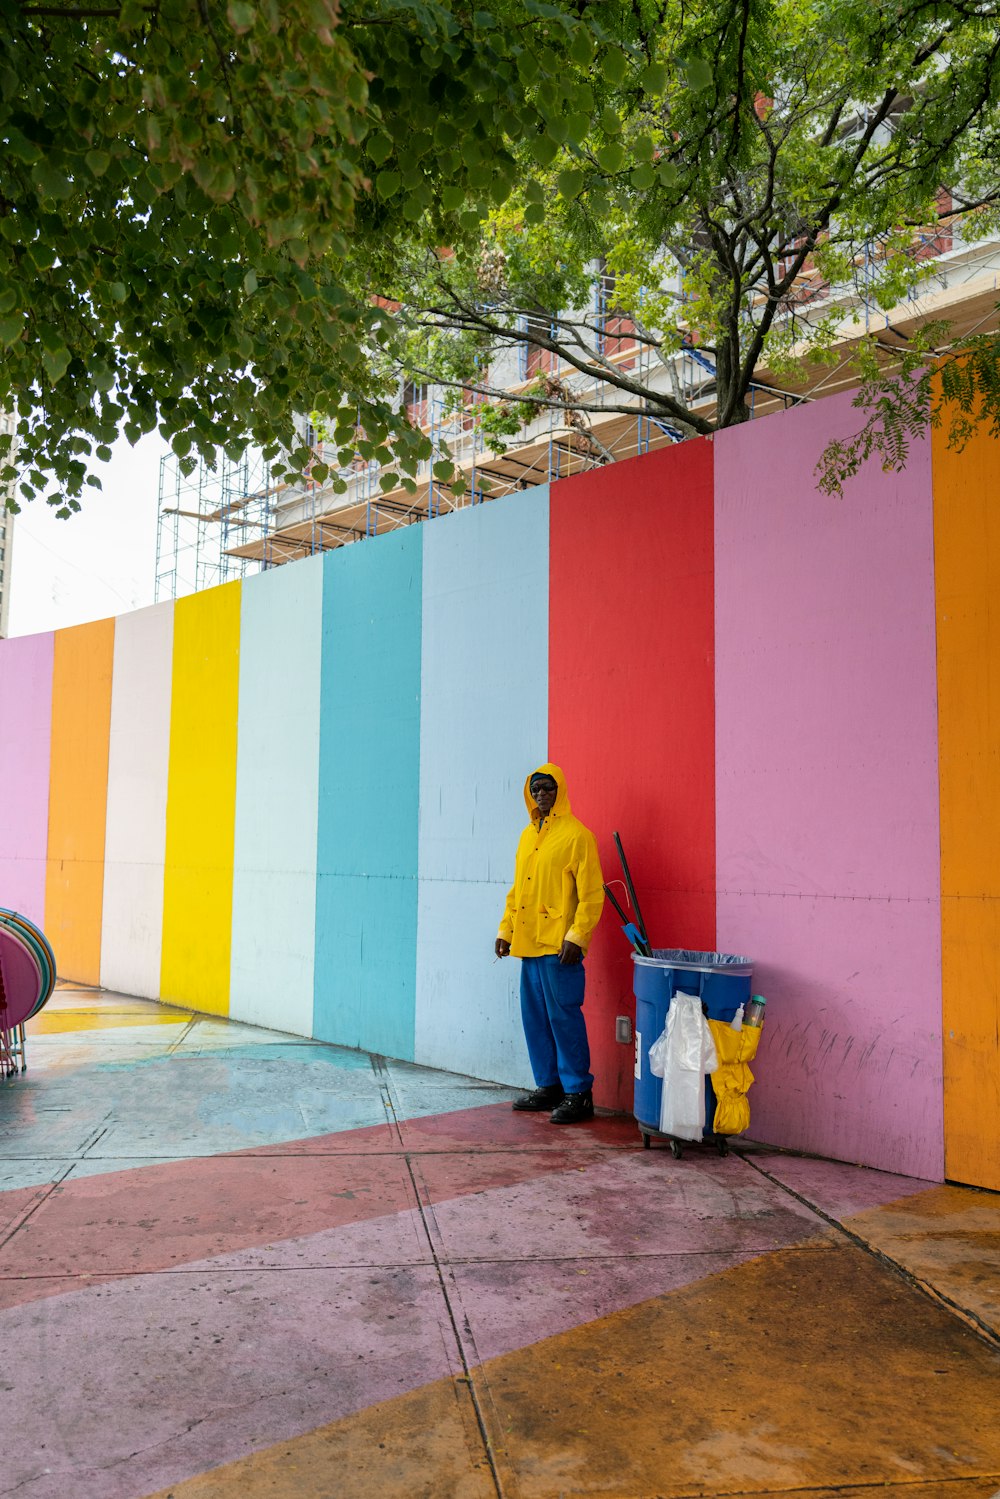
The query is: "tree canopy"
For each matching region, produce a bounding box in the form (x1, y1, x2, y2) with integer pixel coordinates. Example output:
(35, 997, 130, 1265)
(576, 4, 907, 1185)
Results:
(369, 0, 1000, 484)
(4, 0, 1000, 514)
(0, 0, 626, 512)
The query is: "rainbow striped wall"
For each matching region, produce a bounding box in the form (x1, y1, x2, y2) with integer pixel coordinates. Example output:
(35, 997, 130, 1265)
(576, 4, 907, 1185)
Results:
(2, 387, 998, 1191)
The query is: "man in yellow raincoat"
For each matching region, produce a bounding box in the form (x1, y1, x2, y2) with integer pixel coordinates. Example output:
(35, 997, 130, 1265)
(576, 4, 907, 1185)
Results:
(495, 763, 604, 1124)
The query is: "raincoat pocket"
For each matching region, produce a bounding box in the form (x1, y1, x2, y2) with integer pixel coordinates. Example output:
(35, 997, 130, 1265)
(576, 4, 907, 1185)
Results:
(708, 1019, 761, 1136)
(537, 907, 564, 948)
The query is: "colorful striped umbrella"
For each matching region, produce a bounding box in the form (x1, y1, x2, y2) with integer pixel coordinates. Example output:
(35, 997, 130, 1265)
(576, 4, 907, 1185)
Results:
(0, 908, 57, 1031)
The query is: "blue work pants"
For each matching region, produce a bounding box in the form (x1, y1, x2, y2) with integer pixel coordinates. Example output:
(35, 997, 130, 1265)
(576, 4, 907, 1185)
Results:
(520, 954, 593, 1094)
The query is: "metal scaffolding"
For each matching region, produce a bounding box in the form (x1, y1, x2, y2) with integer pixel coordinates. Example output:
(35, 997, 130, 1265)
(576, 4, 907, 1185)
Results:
(155, 448, 276, 602)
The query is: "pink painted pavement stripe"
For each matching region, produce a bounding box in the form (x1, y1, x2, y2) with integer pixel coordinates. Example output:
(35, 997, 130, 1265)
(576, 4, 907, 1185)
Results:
(0, 1130, 604, 1309)
(0, 1150, 935, 1498)
(744, 1148, 937, 1218)
(0, 631, 54, 927)
(714, 393, 943, 1182)
(0, 1265, 462, 1499)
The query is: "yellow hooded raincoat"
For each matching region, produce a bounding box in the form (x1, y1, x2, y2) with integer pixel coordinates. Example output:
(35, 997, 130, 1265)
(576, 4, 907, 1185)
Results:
(498, 763, 605, 958)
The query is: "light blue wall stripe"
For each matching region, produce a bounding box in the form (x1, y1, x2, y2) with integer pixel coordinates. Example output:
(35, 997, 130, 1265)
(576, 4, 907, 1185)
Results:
(230, 557, 323, 1035)
(314, 528, 422, 1057)
(415, 486, 549, 1082)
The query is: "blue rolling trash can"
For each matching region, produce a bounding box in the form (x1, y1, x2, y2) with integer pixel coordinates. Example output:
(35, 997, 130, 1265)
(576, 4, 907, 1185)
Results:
(632, 948, 753, 1158)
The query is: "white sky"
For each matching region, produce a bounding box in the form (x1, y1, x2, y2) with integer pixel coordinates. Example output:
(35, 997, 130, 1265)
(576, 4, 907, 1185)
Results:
(8, 430, 168, 638)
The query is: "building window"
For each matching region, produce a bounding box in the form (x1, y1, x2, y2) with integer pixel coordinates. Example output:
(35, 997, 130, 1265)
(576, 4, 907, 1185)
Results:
(403, 378, 429, 427)
(521, 311, 557, 379)
(596, 264, 636, 367)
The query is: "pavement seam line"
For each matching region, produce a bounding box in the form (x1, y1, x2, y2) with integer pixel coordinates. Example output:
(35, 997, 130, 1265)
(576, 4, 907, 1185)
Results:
(369, 1052, 407, 1149)
(737, 1150, 1000, 1352)
(0, 1170, 70, 1252)
(403, 1152, 512, 1499)
(165, 1017, 199, 1054)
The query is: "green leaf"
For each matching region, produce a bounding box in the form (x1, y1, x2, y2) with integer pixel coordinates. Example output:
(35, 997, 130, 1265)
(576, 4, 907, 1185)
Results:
(516, 51, 539, 84)
(685, 56, 713, 91)
(227, 0, 255, 32)
(6, 131, 40, 165)
(528, 135, 559, 167)
(91, 360, 115, 391)
(602, 49, 629, 86)
(376, 170, 401, 199)
(40, 342, 71, 384)
(523, 202, 546, 225)
(557, 167, 584, 199)
(0, 314, 23, 348)
(86, 150, 111, 178)
(31, 164, 73, 201)
(243, 269, 258, 294)
(657, 160, 678, 187)
(569, 27, 594, 67)
(596, 141, 626, 174)
(367, 134, 393, 165)
(630, 163, 656, 190)
(566, 113, 591, 146)
(639, 62, 668, 93)
(108, 282, 128, 303)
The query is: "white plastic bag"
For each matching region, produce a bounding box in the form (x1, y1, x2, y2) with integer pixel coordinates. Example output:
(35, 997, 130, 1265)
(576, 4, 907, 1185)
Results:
(648, 991, 719, 1141)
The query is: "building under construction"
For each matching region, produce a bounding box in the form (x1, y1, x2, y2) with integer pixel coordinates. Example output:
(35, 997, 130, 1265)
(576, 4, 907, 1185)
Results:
(154, 226, 1000, 600)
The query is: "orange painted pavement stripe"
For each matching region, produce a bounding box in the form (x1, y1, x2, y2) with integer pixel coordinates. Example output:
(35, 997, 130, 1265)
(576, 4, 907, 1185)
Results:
(44, 617, 115, 986)
(932, 412, 1000, 1191)
(844, 1182, 1000, 1341)
(139, 1244, 1000, 1499)
(141, 1376, 495, 1499)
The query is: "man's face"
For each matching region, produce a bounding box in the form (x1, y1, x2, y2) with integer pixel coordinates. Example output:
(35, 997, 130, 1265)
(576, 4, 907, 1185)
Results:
(530, 776, 558, 816)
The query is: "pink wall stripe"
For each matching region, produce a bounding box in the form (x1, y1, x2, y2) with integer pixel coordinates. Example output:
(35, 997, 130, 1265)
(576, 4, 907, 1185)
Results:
(0, 631, 54, 926)
(714, 394, 943, 1180)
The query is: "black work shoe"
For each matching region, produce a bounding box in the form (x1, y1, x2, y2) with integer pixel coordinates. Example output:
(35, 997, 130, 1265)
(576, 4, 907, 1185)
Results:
(512, 1084, 565, 1112)
(549, 1090, 595, 1124)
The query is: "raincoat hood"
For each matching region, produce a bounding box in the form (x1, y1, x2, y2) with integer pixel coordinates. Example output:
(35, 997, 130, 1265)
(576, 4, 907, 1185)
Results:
(524, 762, 571, 822)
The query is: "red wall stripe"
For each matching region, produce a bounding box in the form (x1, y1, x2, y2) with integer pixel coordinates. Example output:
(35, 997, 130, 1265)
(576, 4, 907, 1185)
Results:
(548, 439, 716, 1111)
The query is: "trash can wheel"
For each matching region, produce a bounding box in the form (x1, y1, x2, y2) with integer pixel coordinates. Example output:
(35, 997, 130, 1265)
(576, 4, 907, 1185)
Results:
(669, 1139, 683, 1159)
(641, 1131, 651, 1150)
(717, 1137, 729, 1157)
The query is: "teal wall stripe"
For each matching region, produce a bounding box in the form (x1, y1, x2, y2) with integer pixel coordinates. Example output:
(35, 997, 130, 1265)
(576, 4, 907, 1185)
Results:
(314, 528, 422, 1057)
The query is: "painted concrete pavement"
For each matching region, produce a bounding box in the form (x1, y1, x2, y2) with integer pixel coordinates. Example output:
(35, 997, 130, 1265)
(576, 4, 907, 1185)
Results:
(0, 987, 997, 1499)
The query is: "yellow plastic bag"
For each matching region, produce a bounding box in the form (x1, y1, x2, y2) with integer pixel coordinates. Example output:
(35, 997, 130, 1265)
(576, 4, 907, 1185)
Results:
(707, 1019, 761, 1136)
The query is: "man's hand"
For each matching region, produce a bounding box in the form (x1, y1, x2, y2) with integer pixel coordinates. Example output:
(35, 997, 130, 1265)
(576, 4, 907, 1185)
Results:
(495, 938, 511, 959)
(558, 940, 583, 966)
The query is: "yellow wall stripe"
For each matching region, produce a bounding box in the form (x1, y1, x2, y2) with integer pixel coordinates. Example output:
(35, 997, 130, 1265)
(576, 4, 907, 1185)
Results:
(933, 415, 1000, 1192)
(160, 581, 241, 1016)
(44, 618, 115, 985)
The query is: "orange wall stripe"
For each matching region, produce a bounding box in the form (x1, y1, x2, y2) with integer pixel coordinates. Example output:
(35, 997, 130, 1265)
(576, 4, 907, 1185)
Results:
(933, 415, 1000, 1191)
(44, 617, 116, 986)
